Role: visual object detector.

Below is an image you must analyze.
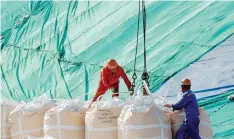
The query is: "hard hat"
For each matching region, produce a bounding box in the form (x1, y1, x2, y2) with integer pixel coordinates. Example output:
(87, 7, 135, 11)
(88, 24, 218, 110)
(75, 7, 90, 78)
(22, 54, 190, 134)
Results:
(106, 59, 118, 69)
(181, 79, 191, 86)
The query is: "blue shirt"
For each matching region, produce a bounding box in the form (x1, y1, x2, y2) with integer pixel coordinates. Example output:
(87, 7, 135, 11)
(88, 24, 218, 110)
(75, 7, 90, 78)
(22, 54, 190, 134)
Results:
(172, 90, 200, 119)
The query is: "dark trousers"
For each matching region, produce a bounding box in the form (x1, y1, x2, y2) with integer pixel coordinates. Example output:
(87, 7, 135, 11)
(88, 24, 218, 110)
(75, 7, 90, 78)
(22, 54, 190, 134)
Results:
(176, 116, 201, 139)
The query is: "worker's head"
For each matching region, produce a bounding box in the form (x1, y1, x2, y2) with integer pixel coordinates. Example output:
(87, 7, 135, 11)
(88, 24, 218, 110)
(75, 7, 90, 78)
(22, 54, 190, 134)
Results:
(106, 59, 118, 72)
(181, 79, 191, 93)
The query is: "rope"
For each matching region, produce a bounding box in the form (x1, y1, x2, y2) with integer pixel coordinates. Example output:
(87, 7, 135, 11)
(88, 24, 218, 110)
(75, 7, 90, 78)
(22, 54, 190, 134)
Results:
(208, 102, 230, 116)
(212, 123, 234, 127)
(199, 94, 228, 107)
(142, 0, 147, 72)
(141, 0, 150, 88)
(199, 94, 234, 116)
(132, 0, 141, 89)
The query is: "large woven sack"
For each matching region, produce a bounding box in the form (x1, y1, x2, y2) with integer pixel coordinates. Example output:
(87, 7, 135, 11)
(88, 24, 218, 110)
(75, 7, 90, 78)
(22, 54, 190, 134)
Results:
(44, 101, 86, 139)
(168, 107, 213, 139)
(85, 97, 125, 139)
(0, 101, 17, 139)
(118, 95, 172, 139)
(9, 96, 54, 139)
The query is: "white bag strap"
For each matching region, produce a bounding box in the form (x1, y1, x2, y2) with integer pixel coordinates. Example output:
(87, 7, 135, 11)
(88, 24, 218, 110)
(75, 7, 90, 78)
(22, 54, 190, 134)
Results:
(86, 126, 117, 132)
(1, 103, 6, 138)
(96, 94, 107, 111)
(56, 112, 62, 139)
(143, 80, 151, 95)
(200, 122, 212, 127)
(96, 93, 120, 111)
(44, 125, 85, 131)
(119, 123, 171, 139)
(123, 124, 171, 130)
(18, 109, 24, 136)
(11, 128, 44, 137)
(146, 106, 165, 139)
(172, 121, 212, 128)
(143, 81, 166, 138)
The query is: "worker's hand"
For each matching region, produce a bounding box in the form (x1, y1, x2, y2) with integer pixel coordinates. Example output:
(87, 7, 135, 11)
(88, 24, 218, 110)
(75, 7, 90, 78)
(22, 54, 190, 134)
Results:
(128, 87, 134, 96)
(110, 87, 117, 93)
(143, 88, 149, 96)
(164, 104, 172, 108)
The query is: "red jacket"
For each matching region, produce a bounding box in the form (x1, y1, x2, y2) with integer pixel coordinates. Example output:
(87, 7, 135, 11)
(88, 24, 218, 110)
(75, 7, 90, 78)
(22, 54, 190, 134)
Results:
(97, 65, 131, 92)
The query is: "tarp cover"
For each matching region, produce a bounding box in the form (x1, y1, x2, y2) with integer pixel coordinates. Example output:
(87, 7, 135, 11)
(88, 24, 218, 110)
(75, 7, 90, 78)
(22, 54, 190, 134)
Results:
(1, 1, 234, 139)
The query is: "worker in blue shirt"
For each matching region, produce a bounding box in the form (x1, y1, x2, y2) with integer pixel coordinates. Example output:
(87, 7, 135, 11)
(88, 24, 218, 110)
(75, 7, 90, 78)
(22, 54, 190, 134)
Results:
(164, 79, 201, 139)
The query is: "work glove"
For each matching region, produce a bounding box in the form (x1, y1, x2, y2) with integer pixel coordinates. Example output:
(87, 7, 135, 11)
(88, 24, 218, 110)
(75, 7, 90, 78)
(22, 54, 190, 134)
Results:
(143, 88, 149, 96)
(110, 87, 117, 93)
(128, 87, 134, 96)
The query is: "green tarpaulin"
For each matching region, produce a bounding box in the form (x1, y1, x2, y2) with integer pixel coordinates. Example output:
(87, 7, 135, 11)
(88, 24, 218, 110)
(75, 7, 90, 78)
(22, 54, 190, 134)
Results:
(1, 1, 234, 138)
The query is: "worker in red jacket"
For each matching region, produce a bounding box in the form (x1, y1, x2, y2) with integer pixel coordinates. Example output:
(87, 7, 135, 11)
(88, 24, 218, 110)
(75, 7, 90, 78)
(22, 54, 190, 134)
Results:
(89, 59, 133, 107)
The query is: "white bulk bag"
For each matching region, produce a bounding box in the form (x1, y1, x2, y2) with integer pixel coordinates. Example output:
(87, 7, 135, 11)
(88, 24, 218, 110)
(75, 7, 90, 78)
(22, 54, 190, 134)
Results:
(85, 97, 125, 139)
(44, 100, 86, 139)
(118, 95, 172, 139)
(9, 95, 54, 139)
(167, 107, 213, 139)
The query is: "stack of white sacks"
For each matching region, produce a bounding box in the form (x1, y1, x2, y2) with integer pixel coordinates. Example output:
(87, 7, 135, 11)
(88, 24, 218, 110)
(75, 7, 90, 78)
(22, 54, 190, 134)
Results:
(1, 92, 213, 139)
(44, 100, 87, 139)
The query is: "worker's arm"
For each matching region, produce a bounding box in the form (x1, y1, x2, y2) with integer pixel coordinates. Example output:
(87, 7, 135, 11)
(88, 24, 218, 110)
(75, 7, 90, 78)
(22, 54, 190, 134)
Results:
(172, 95, 191, 111)
(120, 67, 132, 89)
(101, 71, 111, 88)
